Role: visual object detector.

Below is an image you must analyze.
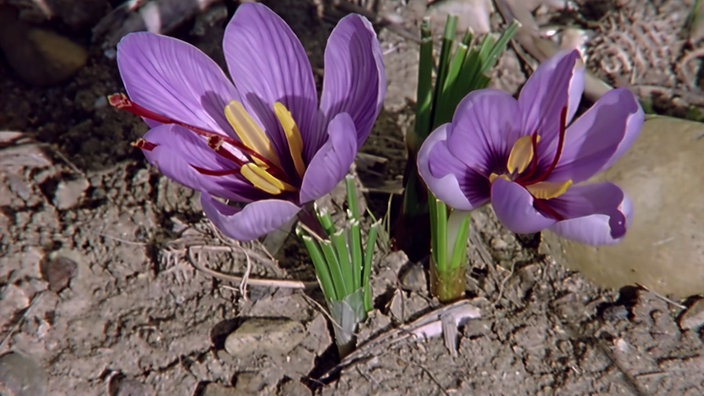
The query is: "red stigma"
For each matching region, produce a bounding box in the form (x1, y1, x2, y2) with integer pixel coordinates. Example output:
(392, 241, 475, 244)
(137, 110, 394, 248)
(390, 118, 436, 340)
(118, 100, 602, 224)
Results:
(131, 138, 157, 151)
(515, 106, 568, 186)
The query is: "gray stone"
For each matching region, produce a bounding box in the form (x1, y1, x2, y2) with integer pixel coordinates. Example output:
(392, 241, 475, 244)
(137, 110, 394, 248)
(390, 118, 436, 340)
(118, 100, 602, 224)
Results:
(0, 7, 87, 87)
(53, 177, 89, 210)
(679, 298, 704, 331)
(399, 261, 427, 292)
(224, 318, 306, 359)
(0, 352, 47, 396)
(199, 382, 239, 396)
(40, 255, 78, 292)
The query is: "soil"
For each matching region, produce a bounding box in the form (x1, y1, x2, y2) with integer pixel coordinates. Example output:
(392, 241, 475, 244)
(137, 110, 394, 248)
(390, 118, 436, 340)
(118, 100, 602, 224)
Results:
(1, 0, 703, 395)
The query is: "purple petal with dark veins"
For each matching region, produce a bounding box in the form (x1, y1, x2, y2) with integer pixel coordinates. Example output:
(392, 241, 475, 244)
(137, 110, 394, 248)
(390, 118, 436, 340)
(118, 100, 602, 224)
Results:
(318, 13, 386, 161)
(418, 124, 489, 210)
(201, 194, 300, 241)
(519, 50, 584, 159)
(490, 178, 556, 233)
(446, 89, 522, 175)
(142, 124, 257, 202)
(117, 32, 238, 134)
(223, 3, 318, 160)
(547, 88, 644, 183)
(547, 183, 632, 245)
(299, 113, 357, 203)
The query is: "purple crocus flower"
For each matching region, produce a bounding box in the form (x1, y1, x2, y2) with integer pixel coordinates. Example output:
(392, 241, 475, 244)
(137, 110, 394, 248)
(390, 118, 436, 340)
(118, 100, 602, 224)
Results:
(110, 3, 385, 241)
(417, 50, 643, 245)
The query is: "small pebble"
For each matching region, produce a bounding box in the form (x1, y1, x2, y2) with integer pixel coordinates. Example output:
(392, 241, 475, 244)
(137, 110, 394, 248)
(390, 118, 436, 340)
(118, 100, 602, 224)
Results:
(679, 298, 704, 331)
(399, 262, 427, 292)
(40, 256, 78, 292)
(52, 177, 89, 210)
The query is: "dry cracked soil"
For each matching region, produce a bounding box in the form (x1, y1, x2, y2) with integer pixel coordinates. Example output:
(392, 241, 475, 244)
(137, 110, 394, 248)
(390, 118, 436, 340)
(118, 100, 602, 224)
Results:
(1, 0, 703, 395)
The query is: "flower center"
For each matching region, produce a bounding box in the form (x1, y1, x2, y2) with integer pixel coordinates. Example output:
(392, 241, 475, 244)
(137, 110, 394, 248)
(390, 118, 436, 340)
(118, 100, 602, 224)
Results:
(108, 93, 306, 196)
(223, 100, 306, 194)
(489, 107, 573, 200)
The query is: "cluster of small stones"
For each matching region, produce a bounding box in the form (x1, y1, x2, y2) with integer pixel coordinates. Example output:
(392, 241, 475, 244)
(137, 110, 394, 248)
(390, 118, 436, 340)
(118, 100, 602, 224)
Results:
(586, 0, 695, 90)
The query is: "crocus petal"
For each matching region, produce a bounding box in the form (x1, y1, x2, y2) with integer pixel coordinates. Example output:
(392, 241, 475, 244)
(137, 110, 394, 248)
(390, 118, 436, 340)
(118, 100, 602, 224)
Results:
(446, 89, 522, 174)
(201, 194, 300, 241)
(490, 178, 556, 233)
(299, 113, 357, 203)
(418, 124, 489, 210)
(223, 3, 318, 157)
(547, 183, 632, 245)
(519, 50, 584, 147)
(595, 93, 644, 172)
(548, 88, 644, 183)
(142, 125, 259, 202)
(117, 33, 238, 134)
(318, 13, 386, 160)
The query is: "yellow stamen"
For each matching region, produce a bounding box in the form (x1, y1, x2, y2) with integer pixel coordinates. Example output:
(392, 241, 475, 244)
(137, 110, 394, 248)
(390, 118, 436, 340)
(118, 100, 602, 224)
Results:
(241, 163, 297, 195)
(225, 100, 279, 166)
(525, 179, 573, 200)
(273, 102, 306, 178)
(507, 135, 537, 175)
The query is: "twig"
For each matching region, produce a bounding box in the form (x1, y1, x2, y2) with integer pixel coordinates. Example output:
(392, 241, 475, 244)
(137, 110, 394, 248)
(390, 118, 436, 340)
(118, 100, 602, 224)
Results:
(239, 249, 252, 299)
(186, 246, 318, 289)
(635, 283, 687, 310)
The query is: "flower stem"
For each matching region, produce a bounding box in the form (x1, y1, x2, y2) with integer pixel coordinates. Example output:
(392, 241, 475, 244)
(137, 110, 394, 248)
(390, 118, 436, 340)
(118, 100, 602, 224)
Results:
(429, 197, 471, 302)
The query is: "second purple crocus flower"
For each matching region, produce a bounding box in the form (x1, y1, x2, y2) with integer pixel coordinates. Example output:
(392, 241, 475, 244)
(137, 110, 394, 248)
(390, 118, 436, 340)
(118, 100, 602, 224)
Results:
(111, 3, 385, 241)
(418, 50, 643, 245)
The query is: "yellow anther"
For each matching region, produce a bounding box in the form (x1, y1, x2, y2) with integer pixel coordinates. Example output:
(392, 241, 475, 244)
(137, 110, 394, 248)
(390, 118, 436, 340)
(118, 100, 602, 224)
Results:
(507, 135, 536, 175)
(225, 100, 279, 166)
(241, 163, 297, 195)
(526, 179, 573, 200)
(273, 102, 306, 178)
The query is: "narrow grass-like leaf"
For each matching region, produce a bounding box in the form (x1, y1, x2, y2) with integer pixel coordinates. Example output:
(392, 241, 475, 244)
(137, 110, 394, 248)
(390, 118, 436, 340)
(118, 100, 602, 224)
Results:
(479, 21, 520, 75)
(316, 205, 335, 235)
(431, 15, 458, 128)
(345, 174, 360, 221)
(363, 220, 380, 311)
(299, 230, 337, 301)
(413, 17, 435, 145)
(320, 239, 347, 298)
(442, 31, 471, 95)
(350, 220, 363, 291)
(331, 230, 354, 294)
(434, 198, 448, 273)
(449, 212, 471, 270)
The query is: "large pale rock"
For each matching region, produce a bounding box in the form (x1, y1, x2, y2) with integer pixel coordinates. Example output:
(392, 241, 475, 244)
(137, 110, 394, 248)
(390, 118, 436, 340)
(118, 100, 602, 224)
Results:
(543, 116, 704, 298)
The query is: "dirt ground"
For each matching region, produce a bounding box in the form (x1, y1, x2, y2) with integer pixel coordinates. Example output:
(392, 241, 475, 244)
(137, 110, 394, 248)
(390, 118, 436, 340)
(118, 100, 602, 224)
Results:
(1, 0, 703, 395)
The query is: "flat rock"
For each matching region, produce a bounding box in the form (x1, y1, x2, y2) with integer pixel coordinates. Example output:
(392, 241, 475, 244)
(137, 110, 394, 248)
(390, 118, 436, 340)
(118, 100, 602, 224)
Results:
(0, 6, 88, 86)
(0, 352, 47, 396)
(679, 298, 704, 331)
(543, 116, 704, 298)
(52, 177, 89, 210)
(199, 382, 239, 396)
(40, 255, 78, 292)
(224, 318, 305, 359)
